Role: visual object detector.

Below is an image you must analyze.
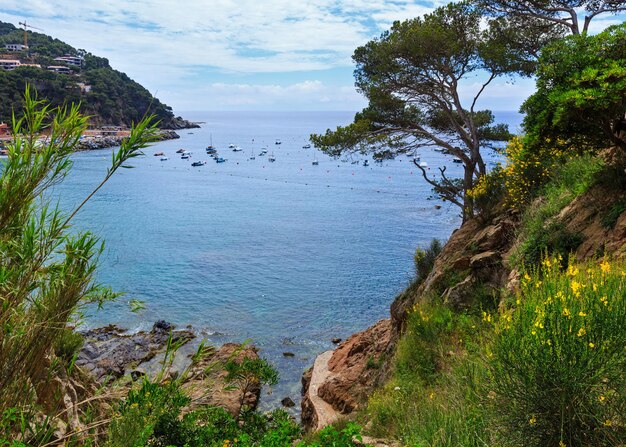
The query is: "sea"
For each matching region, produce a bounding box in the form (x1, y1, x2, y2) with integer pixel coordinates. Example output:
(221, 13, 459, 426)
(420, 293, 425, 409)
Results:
(51, 110, 523, 411)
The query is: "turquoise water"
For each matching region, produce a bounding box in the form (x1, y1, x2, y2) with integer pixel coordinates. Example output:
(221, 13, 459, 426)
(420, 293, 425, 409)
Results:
(53, 111, 521, 408)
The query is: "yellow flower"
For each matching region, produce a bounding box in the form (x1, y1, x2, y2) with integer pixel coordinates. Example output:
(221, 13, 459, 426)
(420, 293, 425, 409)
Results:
(559, 441, 566, 447)
(429, 392, 435, 400)
(529, 415, 537, 426)
(567, 265, 579, 277)
(600, 260, 611, 274)
(562, 308, 571, 318)
(577, 327, 586, 337)
(571, 280, 582, 297)
(600, 296, 608, 306)
(598, 395, 605, 402)
(588, 342, 595, 348)
(578, 311, 587, 317)
(604, 419, 613, 427)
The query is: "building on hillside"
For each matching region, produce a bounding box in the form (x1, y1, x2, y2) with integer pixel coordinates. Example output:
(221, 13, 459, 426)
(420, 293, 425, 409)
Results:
(54, 56, 84, 67)
(20, 64, 41, 68)
(0, 122, 10, 136)
(77, 82, 92, 93)
(47, 65, 72, 75)
(0, 59, 21, 70)
(5, 44, 28, 52)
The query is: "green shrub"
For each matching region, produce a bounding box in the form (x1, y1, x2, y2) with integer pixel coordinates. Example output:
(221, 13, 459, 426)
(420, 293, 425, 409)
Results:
(514, 155, 603, 267)
(53, 329, 84, 365)
(366, 301, 493, 446)
(601, 202, 626, 229)
(466, 165, 506, 217)
(298, 423, 367, 447)
(490, 258, 626, 447)
(414, 239, 443, 284)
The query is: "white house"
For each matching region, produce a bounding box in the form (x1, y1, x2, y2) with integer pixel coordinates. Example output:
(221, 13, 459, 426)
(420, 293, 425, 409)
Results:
(47, 65, 72, 75)
(5, 44, 28, 52)
(54, 56, 83, 67)
(0, 59, 21, 70)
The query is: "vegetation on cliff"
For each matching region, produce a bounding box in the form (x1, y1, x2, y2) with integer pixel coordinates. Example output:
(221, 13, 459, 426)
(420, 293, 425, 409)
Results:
(0, 21, 193, 129)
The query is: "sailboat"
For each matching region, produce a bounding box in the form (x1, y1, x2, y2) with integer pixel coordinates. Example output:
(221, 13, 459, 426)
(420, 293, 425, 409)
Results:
(250, 148, 255, 160)
(206, 134, 215, 151)
(312, 155, 319, 166)
(268, 152, 276, 162)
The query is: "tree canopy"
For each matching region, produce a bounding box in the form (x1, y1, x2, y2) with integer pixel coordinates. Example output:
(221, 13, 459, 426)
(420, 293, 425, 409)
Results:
(522, 22, 626, 153)
(481, 0, 626, 35)
(312, 2, 518, 220)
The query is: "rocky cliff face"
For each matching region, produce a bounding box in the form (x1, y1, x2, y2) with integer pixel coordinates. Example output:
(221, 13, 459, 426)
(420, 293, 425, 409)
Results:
(301, 154, 626, 431)
(301, 320, 393, 431)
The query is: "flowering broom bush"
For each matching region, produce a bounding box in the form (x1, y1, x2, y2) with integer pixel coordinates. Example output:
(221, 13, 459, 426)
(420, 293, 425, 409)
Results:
(490, 257, 626, 447)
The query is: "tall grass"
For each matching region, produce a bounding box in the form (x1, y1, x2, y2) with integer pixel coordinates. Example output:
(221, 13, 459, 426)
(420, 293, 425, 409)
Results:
(0, 88, 158, 441)
(514, 155, 604, 267)
(490, 258, 626, 447)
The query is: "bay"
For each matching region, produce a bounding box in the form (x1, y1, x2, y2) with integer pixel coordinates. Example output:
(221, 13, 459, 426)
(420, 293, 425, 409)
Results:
(52, 110, 521, 409)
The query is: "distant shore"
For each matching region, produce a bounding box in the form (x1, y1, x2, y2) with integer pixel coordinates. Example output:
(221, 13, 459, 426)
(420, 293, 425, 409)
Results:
(75, 128, 182, 151)
(0, 128, 185, 153)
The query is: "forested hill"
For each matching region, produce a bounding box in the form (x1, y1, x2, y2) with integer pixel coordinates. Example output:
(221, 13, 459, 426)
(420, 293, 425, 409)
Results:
(0, 21, 197, 129)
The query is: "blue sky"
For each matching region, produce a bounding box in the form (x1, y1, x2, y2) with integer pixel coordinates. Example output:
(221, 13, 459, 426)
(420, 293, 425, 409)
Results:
(0, 1, 624, 113)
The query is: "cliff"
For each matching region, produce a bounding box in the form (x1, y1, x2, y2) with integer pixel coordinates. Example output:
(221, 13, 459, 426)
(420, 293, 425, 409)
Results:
(301, 147, 626, 434)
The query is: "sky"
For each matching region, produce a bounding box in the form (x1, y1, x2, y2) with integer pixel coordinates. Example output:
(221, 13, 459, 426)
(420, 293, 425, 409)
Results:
(0, 1, 624, 113)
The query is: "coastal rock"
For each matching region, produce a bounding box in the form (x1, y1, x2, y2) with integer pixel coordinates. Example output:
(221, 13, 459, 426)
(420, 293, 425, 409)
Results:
(301, 319, 392, 431)
(165, 116, 201, 130)
(281, 397, 296, 408)
(76, 321, 194, 383)
(182, 343, 261, 416)
(443, 275, 476, 310)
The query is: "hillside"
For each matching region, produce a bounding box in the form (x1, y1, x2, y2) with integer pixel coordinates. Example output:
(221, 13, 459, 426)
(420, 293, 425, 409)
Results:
(0, 21, 196, 129)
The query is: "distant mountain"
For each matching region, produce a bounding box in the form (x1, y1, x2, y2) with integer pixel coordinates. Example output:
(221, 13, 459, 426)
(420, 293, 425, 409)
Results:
(0, 21, 197, 129)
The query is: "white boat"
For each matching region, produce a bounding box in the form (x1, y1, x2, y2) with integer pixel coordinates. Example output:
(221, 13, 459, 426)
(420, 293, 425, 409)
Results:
(275, 140, 282, 145)
(312, 156, 319, 166)
(268, 153, 276, 162)
(228, 143, 236, 149)
(181, 153, 191, 159)
(302, 144, 311, 149)
(160, 156, 168, 161)
(249, 148, 255, 160)
(232, 146, 243, 152)
(419, 161, 428, 167)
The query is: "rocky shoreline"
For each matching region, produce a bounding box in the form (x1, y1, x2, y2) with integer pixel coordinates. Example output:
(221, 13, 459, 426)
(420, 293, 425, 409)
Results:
(76, 321, 261, 417)
(76, 129, 183, 151)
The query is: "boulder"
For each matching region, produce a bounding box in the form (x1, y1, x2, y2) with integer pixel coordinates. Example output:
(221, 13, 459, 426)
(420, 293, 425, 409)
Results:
(301, 319, 392, 431)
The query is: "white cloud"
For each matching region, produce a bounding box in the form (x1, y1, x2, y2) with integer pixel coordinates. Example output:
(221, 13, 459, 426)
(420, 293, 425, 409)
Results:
(3, 2, 620, 111)
(174, 80, 366, 110)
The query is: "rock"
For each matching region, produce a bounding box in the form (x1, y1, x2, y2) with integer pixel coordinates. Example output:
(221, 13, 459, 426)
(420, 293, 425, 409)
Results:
(130, 370, 145, 382)
(470, 251, 503, 283)
(443, 275, 476, 310)
(181, 343, 260, 416)
(301, 319, 392, 431)
(331, 338, 342, 344)
(153, 320, 173, 332)
(281, 397, 296, 408)
(76, 322, 194, 383)
(283, 352, 295, 357)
